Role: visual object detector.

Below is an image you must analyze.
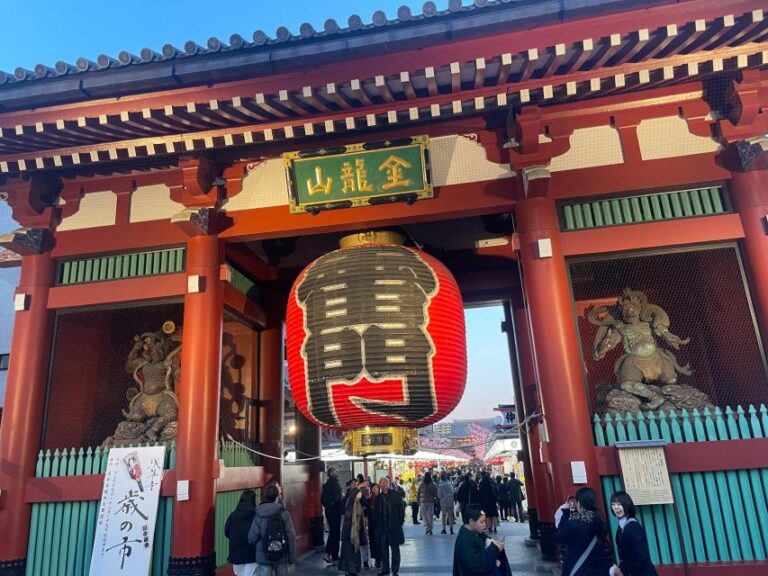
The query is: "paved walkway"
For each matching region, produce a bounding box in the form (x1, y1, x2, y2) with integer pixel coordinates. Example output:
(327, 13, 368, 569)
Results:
(296, 518, 541, 576)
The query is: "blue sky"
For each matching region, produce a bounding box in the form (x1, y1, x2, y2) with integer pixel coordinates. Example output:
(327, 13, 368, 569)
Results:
(0, 0, 516, 420)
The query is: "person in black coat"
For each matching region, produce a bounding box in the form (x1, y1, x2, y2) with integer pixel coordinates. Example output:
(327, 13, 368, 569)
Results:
(478, 472, 499, 533)
(555, 487, 612, 576)
(373, 477, 405, 576)
(322, 466, 343, 563)
(224, 490, 257, 576)
(609, 491, 658, 576)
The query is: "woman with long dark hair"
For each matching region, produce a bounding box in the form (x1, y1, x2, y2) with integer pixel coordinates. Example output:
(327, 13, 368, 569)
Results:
(609, 491, 658, 576)
(367, 483, 381, 569)
(555, 487, 611, 576)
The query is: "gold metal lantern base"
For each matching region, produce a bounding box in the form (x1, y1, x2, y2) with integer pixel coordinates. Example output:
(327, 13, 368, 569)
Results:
(343, 426, 419, 457)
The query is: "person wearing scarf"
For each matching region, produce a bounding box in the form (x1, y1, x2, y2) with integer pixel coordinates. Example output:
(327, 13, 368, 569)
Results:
(556, 487, 612, 576)
(339, 483, 368, 576)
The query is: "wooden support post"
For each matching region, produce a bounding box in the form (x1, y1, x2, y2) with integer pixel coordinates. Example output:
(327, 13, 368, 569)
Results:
(169, 234, 223, 576)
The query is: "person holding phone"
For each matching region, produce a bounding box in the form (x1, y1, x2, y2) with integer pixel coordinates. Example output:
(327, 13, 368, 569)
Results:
(452, 505, 512, 576)
(555, 487, 612, 576)
(609, 491, 658, 576)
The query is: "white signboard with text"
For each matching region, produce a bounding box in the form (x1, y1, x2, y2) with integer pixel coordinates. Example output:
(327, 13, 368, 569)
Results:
(89, 446, 166, 576)
(616, 441, 674, 505)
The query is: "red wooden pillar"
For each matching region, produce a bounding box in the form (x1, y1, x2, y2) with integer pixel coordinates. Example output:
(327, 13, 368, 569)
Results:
(515, 195, 600, 504)
(259, 295, 284, 483)
(169, 235, 223, 576)
(730, 161, 768, 350)
(0, 252, 54, 576)
(510, 294, 556, 519)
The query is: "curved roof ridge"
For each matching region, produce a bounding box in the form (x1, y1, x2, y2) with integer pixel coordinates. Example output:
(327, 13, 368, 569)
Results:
(0, 0, 506, 85)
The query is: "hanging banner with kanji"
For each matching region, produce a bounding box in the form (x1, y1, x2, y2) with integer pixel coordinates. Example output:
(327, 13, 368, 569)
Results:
(284, 136, 432, 213)
(89, 446, 166, 576)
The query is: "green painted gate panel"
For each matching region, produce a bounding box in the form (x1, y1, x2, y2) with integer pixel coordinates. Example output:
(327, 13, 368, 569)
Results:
(594, 406, 768, 566)
(57, 247, 187, 286)
(27, 444, 176, 576)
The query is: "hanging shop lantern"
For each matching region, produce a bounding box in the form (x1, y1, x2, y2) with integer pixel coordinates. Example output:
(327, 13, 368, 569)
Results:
(286, 230, 466, 456)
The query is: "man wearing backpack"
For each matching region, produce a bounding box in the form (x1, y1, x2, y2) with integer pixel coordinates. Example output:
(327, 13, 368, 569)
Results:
(248, 483, 297, 575)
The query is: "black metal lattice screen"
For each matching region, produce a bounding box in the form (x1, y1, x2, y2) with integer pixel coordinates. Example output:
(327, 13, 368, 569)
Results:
(568, 245, 768, 415)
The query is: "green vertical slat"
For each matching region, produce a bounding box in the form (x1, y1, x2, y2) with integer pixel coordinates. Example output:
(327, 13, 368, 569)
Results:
(611, 200, 623, 224)
(604, 414, 616, 446)
(689, 189, 703, 215)
(73, 448, 89, 576)
(144, 252, 153, 276)
(66, 261, 77, 285)
(620, 198, 633, 223)
(700, 188, 714, 214)
(27, 451, 45, 576)
(639, 196, 653, 221)
(76, 260, 86, 283)
(85, 259, 94, 283)
(590, 203, 604, 227)
(106, 256, 116, 280)
(679, 192, 693, 217)
(669, 193, 684, 217)
(732, 407, 764, 559)
(650, 195, 663, 219)
(710, 187, 725, 213)
(59, 450, 75, 575)
(121, 255, 130, 279)
(137, 252, 147, 276)
(582, 203, 594, 228)
(601, 201, 614, 226)
(667, 410, 705, 562)
(160, 250, 170, 273)
(60, 262, 71, 285)
(749, 406, 768, 555)
(660, 194, 673, 219)
(83, 447, 101, 572)
(563, 205, 575, 230)
(593, 415, 605, 447)
(573, 205, 585, 229)
(42, 450, 60, 576)
(737, 407, 768, 559)
(96, 257, 106, 281)
(630, 197, 643, 222)
(129, 254, 138, 277)
(717, 408, 750, 560)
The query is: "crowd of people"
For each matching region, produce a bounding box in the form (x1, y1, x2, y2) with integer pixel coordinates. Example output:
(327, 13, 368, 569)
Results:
(321, 466, 525, 576)
(222, 466, 658, 576)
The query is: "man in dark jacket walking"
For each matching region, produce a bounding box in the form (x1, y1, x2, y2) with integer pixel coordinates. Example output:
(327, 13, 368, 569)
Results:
(507, 472, 525, 523)
(321, 466, 343, 563)
(225, 490, 258, 576)
(247, 483, 297, 576)
(373, 477, 405, 576)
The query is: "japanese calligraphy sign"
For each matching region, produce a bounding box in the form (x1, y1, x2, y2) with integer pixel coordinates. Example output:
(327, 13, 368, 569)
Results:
(615, 441, 674, 505)
(285, 238, 467, 431)
(89, 446, 166, 576)
(283, 136, 432, 213)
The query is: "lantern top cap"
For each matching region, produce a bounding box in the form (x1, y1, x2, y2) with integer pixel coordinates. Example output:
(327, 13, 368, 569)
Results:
(339, 230, 405, 248)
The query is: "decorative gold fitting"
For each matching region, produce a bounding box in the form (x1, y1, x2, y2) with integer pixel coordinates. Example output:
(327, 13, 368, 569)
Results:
(339, 230, 405, 248)
(343, 426, 419, 457)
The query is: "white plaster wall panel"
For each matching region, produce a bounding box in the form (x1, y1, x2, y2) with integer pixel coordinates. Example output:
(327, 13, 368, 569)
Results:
(130, 184, 185, 222)
(637, 116, 720, 161)
(57, 190, 117, 231)
(549, 126, 624, 172)
(430, 135, 513, 186)
(222, 160, 289, 212)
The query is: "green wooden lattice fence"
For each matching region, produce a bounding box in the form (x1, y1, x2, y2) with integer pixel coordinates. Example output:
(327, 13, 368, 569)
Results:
(561, 186, 730, 231)
(26, 443, 176, 576)
(214, 441, 261, 568)
(57, 247, 186, 286)
(594, 406, 768, 566)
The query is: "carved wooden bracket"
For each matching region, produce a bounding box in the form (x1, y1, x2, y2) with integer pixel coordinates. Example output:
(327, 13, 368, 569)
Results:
(716, 70, 768, 145)
(2, 173, 62, 230)
(0, 227, 49, 255)
(168, 157, 222, 209)
(171, 207, 218, 237)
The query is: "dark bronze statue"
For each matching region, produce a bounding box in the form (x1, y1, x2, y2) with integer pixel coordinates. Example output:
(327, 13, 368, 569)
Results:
(588, 288, 714, 414)
(103, 324, 181, 446)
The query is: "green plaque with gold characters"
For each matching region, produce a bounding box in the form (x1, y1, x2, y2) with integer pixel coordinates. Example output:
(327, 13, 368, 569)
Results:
(284, 136, 432, 214)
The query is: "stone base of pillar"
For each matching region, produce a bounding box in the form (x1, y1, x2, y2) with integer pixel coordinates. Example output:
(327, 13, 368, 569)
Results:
(167, 552, 216, 576)
(0, 558, 26, 576)
(527, 507, 540, 540)
(538, 521, 558, 562)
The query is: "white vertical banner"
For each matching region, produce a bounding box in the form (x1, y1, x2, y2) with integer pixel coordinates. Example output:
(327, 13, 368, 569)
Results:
(89, 446, 166, 576)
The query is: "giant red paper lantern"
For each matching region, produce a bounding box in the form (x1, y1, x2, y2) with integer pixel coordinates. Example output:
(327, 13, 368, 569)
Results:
(286, 231, 466, 452)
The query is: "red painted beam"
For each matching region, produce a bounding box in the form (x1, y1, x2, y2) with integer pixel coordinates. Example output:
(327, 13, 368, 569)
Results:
(24, 470, 178, 503)
(223, 284, 267, 328)
(47, 273, 187, 309)
(561, 214, 744, 257)
(551, 153, 731, 200)
(595, 438, 768, 476)
(220, 179, 517, 242)
(52, 222, 188, 258)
